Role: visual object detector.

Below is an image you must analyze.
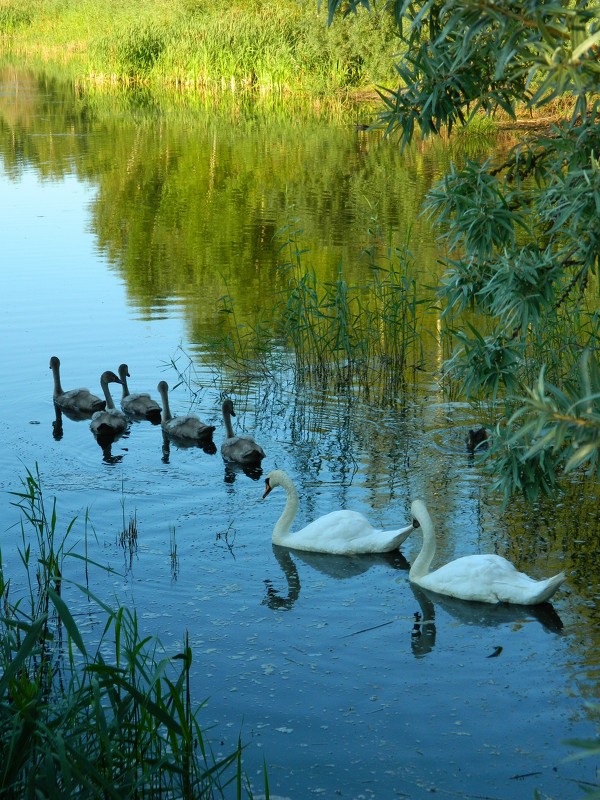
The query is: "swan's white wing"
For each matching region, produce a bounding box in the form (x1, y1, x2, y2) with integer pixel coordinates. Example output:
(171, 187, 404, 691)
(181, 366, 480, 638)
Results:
(418, 554, 564, 604)
(292, 510, 412, 555)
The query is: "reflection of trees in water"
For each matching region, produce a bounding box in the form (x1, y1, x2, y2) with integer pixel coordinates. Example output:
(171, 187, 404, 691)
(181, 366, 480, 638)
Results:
(0, 67, 448, 355)
(246, 370, 417, 515)
(11, 66, 599, 701)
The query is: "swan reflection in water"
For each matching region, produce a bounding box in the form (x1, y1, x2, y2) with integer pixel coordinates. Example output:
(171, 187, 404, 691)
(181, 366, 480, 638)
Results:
(52, 404, 125, 463)
(224, 461, 263, 484)
(161, 430, 217, 463)
(92, 429, 127, 465)
(263, 544, 409, 611)
(52, 404, 64, 440)
(52, 402, 97, 440)
(409, 583, 564, 659)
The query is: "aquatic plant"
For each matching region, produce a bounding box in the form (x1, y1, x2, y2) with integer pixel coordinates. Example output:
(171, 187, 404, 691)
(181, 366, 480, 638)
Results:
(274, 221, 424, 392)
(206, 220, 423, 402)
(0, 465, 263, 798)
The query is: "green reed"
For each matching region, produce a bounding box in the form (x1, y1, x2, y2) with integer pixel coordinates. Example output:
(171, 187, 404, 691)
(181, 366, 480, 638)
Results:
(274, 221, 424, 393)
(1, 0, 399, 95)
(1, 465, 263, 799)
(206, 221, 424, 400)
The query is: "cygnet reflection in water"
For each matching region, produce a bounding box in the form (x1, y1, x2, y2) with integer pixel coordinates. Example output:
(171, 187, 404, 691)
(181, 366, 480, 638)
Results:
(161, 430, 217, 463)
(224, 461, 263, 484)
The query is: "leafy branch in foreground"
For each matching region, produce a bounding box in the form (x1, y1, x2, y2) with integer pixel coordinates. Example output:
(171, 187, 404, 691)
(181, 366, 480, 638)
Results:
(328, 0, 600, 498)
(489, 350, 600, 503)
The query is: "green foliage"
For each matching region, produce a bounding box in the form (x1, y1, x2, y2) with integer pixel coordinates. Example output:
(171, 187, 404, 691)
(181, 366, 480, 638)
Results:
(213, 220, 424, 395)
(491, 349, 600, 502)
(100, 23, 167, 77)
(1, 0, 401, 93)
(330, 0, 600, 499)
(0, 466, 261, 798)
(0, 3, 33, 32)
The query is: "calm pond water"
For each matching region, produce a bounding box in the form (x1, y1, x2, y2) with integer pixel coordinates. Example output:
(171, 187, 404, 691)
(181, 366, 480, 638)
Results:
(1, 67, 599, 800)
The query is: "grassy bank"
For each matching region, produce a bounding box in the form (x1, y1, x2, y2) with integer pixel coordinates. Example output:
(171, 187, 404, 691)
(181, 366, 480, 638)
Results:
(0, 0, 399, 94)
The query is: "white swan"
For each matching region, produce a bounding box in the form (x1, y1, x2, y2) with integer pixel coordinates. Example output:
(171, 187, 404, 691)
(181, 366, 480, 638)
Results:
(221, 398, 266, 465)
(262, 470, 414, 554)
(90, 371, 128, 437)
(118, 364, 162, 423)
(409, 499, 566, 605)
(157, 381, 215, 442)
(50, 356, 105, 416)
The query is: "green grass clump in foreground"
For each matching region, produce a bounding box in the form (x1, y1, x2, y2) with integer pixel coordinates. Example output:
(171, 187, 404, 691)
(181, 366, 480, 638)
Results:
(1, 466, 263, 798)
(0, 0, 400, 94)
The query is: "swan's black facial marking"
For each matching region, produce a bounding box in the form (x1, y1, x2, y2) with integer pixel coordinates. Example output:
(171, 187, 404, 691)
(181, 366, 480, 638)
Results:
(262, 478, 272, 499)
(412, 519, 420, 528)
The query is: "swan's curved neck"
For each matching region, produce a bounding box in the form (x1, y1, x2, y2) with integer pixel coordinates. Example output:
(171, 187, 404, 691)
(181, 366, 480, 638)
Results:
(223, 407, 235, 438)
(409, 503, 437, 580)
(120, 373, 130, 398)
(101, 378, 116, 410)
(272, 477, 299, 544)
(50, 362, 63, 396)
(160, 390, 172, 422)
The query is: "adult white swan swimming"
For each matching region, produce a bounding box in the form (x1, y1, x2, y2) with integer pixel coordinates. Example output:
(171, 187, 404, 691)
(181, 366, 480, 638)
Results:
(409, 499, 566, 605)
(262, 469, 414, 555)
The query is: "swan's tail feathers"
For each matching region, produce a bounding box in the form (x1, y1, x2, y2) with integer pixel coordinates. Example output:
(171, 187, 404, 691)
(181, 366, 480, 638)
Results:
(536, 572, 567, 604)
(392, 522, 415, 549)
(198, 425, 216, 440)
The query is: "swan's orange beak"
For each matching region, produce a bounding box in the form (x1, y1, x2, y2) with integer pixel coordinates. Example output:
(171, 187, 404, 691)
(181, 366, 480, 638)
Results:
(262, 479, 272, 499)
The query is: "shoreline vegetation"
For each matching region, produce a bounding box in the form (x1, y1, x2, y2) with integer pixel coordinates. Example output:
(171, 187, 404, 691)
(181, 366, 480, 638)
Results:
(0, 0, 572, 127)
(0, 0, 399, 97)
